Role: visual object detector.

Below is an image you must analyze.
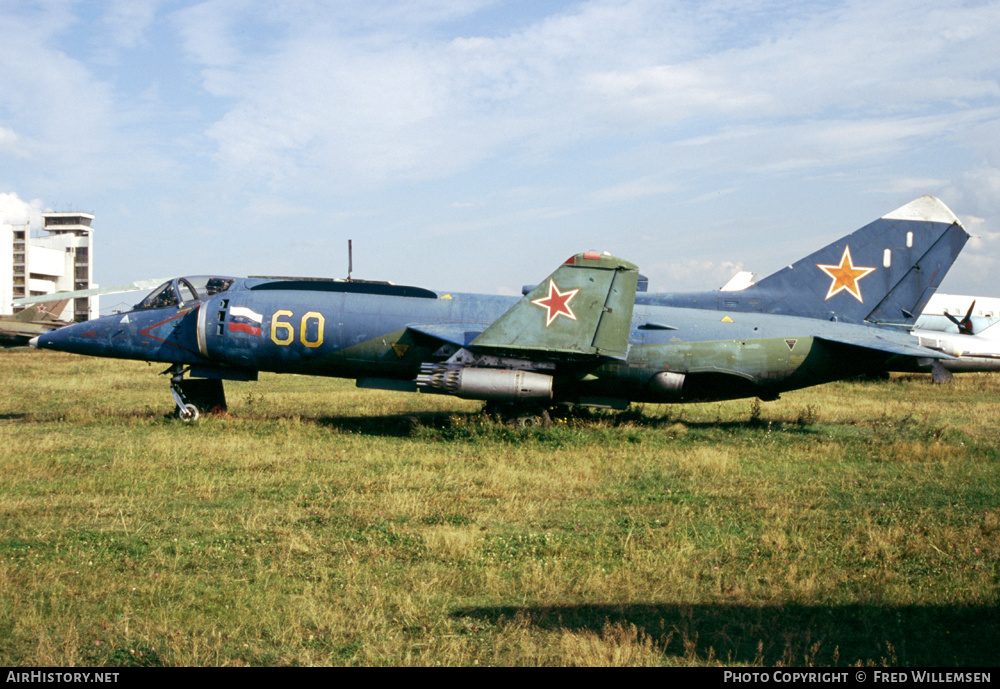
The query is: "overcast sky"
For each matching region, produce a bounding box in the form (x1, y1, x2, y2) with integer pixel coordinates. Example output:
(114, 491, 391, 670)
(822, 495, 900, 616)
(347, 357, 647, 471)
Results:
(2, 0, 999, 311)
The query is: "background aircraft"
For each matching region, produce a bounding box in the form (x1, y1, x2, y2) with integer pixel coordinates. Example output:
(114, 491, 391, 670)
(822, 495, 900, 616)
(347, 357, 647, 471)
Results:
(891, 295, 1000, 381)
(1, 278, 168, 348)
(32, 196, 967, 422)
(915, 293, 1000, 336)
(900, 324, 1000, 381)
(0, 301, 70, 348)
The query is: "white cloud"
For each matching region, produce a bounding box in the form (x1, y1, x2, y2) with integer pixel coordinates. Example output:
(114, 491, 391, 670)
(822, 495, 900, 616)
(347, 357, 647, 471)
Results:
(101, 0, 162, 50)
(878, 177, 950, 195)
(961, 216, 1000, 247)
(946, 166, 1000, 219)
(0, 192, 44, 227)
(160, 0, 1000, 198)
(0, 2, 172, 194)
(172, 0, 247, 70)
(932, 166, 1000, 294)
(591, 177, 675, 204)
(0, 127, 29, 159)
(642, 258, 748, 292)
(2, 0, 1000, 294)
(585, 63, 773, 125)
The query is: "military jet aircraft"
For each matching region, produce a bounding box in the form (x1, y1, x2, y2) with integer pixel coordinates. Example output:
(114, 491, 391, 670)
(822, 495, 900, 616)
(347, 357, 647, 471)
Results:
(0, 301, 70, 347)
(31, 196, 968, 421)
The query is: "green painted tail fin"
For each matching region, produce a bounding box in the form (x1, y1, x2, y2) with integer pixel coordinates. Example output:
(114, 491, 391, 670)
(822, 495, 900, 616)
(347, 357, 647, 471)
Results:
(471, 252, 639, 359)
(15, 300, 70, 323)
(14, 306, 41, 323)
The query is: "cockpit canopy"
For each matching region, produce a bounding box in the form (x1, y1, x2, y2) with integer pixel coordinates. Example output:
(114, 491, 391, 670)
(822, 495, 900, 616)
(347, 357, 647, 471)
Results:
(135, 276, 235, 310)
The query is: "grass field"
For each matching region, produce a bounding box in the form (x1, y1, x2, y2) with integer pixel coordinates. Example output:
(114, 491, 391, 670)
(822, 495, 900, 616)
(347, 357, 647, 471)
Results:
(0, 349, 997, 666)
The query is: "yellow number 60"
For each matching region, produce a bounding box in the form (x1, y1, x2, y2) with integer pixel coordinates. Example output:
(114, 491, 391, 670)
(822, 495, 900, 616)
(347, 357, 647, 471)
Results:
(270, 310, 325, 348)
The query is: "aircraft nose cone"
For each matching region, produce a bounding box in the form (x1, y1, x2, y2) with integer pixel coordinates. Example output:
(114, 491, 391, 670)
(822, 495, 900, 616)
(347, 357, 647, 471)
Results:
(31, 315, 127, 358)
(32, 328, 61, 351)
(32, 323, 89, 353)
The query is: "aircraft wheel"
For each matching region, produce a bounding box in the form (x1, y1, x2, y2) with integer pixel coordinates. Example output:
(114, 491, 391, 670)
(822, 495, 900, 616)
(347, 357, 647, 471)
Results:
(484, 402, 552, 427)
(514, 409, 551, 428)
(178, 403, 200, 422)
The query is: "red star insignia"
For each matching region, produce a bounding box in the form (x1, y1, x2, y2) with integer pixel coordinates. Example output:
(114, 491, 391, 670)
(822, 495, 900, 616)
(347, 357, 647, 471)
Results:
(816, 246, 876, 302)
(531, 279, 579, 327)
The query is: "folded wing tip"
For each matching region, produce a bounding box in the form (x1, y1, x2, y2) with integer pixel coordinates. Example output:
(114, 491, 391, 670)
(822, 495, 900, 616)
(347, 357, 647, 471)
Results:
(882, 195, 960, 226)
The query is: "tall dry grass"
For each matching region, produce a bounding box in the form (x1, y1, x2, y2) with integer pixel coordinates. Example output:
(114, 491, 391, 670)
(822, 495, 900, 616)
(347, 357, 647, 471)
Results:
(0, 350, 997, 665)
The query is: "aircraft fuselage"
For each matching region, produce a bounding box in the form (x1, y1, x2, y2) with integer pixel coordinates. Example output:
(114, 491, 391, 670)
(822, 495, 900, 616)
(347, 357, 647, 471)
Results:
(36, 276, 907, 406)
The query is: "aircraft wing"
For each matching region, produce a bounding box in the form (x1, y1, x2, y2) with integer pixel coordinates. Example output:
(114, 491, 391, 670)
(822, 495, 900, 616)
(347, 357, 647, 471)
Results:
(11, 278, 171, 306)
(405, 323, 486, 347)
(815, 332, 954, 359)
(1, 324, 52, 338)
(912, 331, 1000, 359)
(470, 252, 639, 361)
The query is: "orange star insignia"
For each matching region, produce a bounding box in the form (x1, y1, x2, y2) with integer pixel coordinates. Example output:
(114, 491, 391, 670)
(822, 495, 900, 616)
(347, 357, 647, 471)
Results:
(816, 246, 876, 302)
(532, 279, 579, 327)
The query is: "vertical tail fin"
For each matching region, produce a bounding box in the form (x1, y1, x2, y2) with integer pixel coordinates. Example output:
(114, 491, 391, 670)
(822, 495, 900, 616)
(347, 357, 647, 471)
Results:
(13, 300, 71, 323)
(746, 196, 968, 324)
(472, 252, 639, 359)
(14, 306, 43, 323)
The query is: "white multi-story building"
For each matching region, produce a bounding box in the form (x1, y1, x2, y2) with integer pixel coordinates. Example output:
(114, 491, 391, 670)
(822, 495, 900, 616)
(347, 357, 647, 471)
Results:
(1, 211, 97, 321)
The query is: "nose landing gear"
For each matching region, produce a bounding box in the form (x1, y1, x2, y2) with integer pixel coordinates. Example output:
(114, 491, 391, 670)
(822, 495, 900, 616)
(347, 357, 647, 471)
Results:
(165, 365, 228, 421)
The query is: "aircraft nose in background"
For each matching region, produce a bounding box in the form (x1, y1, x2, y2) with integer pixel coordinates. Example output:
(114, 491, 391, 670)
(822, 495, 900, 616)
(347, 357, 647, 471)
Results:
(29, 336, 39, 348)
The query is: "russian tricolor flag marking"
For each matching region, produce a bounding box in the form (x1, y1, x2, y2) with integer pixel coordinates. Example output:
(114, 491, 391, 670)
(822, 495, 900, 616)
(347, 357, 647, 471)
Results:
(228, 306, 264, 336)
